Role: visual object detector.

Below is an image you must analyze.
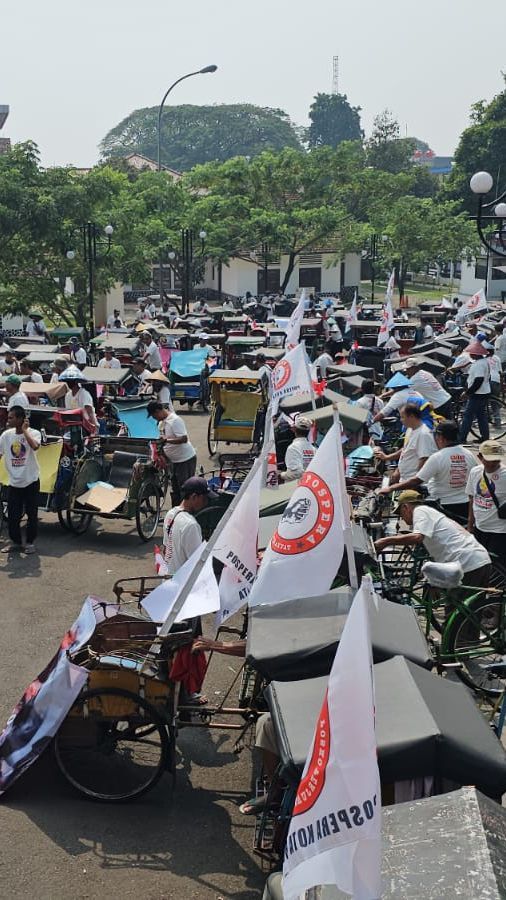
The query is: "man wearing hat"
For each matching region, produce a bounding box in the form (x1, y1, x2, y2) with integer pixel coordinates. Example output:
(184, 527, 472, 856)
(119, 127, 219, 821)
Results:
(280, 415, 315, 482)
(459, 340, 491, 443)
(402, 358, 452, 418)
(375, 490, 491, 589)
(466, 440, 506, 557)
(373, 372, 423, 423)
(25, 312, 47, 340)
(97, 347, 121, 369)
(197, 333, 217, 360)
(144, 370, 173, 408)
(147, 400, 197, 504)
(4, 375, 29, 411)
(162, 476, 218, 575)
(61, 366, 98, 434)
(70, 338, 87, 367)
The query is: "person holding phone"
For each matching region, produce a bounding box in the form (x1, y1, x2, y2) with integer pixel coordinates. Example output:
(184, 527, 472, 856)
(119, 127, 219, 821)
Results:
(0, 406, 41, 555)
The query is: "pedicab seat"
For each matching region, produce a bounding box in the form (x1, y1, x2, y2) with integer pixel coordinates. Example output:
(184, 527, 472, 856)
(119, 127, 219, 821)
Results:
(266, 656, 506, 800)
(247, 588, 432, 683)
(108, 450, 144, 489)
(421, 561, 464, 588)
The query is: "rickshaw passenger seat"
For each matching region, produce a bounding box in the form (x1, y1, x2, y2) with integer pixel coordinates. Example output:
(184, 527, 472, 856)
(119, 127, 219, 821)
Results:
(108, 451, 142, 488)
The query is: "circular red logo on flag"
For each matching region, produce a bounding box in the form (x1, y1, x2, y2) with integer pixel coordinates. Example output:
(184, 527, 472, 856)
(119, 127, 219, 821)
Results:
(271, 472, 334, 555)
(469, 293, 480, 308)
(272, 359, 291, 390)
(293, 693, 330, 815)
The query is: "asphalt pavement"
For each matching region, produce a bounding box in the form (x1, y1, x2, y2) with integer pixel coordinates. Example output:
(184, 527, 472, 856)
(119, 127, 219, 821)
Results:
(0, 408, 265, 899)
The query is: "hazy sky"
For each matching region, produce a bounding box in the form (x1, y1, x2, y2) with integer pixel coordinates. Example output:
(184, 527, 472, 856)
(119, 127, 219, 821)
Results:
(2, 0, 504, 167)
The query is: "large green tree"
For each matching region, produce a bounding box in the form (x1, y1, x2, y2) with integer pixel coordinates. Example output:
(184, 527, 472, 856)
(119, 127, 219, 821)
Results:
(99, 104, 302, 171)
(366, 110, 416, 174)
(308, 93, 363, 148)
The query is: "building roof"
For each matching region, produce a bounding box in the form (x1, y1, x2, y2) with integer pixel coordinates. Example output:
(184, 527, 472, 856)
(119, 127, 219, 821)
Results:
(124, 153, 181, 180)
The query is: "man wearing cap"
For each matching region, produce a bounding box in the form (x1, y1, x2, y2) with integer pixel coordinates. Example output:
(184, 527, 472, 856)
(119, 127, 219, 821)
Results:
(25, 312, 47, 340)
(374, 402, 436, 484)
(142, 333, 162, 371)
(280, 416, 315, 482)
(130, 358, 149, 392)
(373, 373, 423, 422)
(375, 491, 491, 589)
(466, 440, 506, 557)
(162, 476, 217, 575)
(147, 401, 197, 504)
(197, 333, 217, 360)
(403, 359, 452, 418)
(70, 339, 87, 367)
(97, 347, 121, 369)
(458, 340, 491, 443)
(380, 419, 476, 522)
(0, 405, 41, 555)
(62, 368, 99, 434)
(4, 375, 29, 411)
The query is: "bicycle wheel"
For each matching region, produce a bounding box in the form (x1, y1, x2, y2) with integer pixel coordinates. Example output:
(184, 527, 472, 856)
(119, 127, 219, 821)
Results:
(135, 481, 161, 542)
(65, 508, 93, 535)
(54, 688, 171, 802)
(444, 595, 506, 696)
(207, 416, 218, 456)
(470, 397, 506, 442)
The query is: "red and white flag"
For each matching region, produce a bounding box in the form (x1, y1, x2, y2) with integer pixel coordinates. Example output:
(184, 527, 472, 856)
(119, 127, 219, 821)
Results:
(248, 423, 345, 607)
(384, 269, 395, 304)
(377, 299, 394, 347)
(263, 405, 279, 489)
(153, 544, 169, 576)
(271, 342, 313, 414)
(456, 288, 488, 322)
(345, 290, 358, 334)
(283, 575, 381, 900)
(285, 288, 307, 350)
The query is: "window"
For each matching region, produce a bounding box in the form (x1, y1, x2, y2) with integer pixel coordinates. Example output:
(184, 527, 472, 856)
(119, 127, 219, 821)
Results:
(491, 256, 506, 281)
(474, 257, 488, 281)
(299, 267, 321, 292)
(257, 269, 280, 293)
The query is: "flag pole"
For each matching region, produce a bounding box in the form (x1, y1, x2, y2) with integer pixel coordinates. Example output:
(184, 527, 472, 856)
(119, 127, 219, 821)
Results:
(332, 405, 358, 590)
(158, 451, 265, 637)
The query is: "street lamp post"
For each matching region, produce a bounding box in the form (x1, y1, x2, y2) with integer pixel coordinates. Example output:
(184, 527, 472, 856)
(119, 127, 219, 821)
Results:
(179, 228, 207, 313)
(156, 65, 217, 305)
(470, 171, 506, 274)
(261, 242, 269, 295)
(66, 223, 113, 335)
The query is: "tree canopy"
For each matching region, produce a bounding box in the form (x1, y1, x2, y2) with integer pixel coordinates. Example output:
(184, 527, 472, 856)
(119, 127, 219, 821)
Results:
(308, 92, 363, 148)
(99, 104, 302, 171)
(365, 110, 416, 174)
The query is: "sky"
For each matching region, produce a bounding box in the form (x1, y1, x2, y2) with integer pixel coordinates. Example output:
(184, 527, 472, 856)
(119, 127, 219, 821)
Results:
(1, 0, 504, 168)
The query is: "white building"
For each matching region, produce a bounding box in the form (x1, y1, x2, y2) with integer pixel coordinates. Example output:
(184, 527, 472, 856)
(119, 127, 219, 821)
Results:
(459, 254, 506, 301)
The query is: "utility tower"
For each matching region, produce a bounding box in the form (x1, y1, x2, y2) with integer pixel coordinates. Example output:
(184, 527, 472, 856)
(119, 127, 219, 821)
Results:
(332, 56, 339, 94)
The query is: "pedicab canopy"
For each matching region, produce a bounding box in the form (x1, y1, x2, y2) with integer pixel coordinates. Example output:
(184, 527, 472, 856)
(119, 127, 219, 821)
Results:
(279, 389, 367, 435)
(246, 588, 432, 681)
(169, 346, 212, 377)
(208, 367, 262, 385)
(266, 656, 506, 799)
(18, 380, 68, 402)
(263, 787, 506, 899)
(77, 366, 132, 386)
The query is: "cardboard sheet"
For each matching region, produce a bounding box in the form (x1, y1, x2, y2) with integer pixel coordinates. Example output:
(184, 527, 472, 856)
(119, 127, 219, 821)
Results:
(76, 484, 127, 513)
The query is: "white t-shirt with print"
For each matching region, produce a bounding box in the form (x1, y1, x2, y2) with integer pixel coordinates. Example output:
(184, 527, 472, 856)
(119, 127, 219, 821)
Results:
(283, 437, 315, 480)
(409, 370, 450, 409)
(488, 355, 502, 384)
(412, 505, 490, 572)
(398, 424, 437, 480)
(0, 427, 41, 488)
(382, 388, 423, 416)
(466, 464, 506, 534)
(159, 413, 196, 463)
(98, 356, 121, 369)
(467, 357, 490, 395)
(416, 444, 477, 505)
(7, 391, 29, 410)
(162, 507, 202, 575)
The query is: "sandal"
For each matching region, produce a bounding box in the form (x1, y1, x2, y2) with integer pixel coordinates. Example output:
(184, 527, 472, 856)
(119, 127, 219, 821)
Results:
(239, 795, 269, 816)
(185, 693, 208, 706)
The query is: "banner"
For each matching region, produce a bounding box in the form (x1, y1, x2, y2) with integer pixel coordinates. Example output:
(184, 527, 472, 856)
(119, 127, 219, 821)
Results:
(377, 299, 394, 347)
(248, 423, 345, 607)
(345, 291, 358, 334)
(215, 564, 252, 627)
(142, 542, 220, 623)
(264, 405, 279, 489)
(283, 575, 381, 900)
(271, 343, 313, 414)
(456, 288, 487, 322)
(285, 289, 307, 350)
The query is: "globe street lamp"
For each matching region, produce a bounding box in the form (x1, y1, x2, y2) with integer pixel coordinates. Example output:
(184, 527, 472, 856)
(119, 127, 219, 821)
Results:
(66, 223, 114, 334)
(470, 170, 506, 258)
(155, 65, 217, 304)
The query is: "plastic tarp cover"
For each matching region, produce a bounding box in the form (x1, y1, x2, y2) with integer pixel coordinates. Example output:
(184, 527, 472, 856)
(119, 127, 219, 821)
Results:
(266, 656, 506, 798)
(169, 347, 209, 378)
(112, 404, 159, 439)
(247, 589, 432, 682)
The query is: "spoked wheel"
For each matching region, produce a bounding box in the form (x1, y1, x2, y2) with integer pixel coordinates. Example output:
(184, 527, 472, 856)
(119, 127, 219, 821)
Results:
(136, 481, 161, 541)
(470, 397, 506, 441)
(61, 508, 93, 535)
(207, 416, 218, 456)
(54, 688, 171, 802)
(444, 595, 506, 696)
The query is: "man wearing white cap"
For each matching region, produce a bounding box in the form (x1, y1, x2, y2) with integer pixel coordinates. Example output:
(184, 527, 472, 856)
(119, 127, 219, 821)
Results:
(466, 440, 506, 557)
(403, 358, 452, 418)
(280, 415, 315, 482)
(197, 333, 217, 359)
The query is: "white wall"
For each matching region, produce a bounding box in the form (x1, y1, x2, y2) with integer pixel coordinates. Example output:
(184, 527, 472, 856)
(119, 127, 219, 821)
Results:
(460, 258, 506, 300)
(202, 253, 361, 297)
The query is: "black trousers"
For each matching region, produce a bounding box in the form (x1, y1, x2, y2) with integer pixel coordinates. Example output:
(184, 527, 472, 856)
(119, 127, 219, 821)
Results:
(7, 479, 40, 545)
(441, 501, 469, 524)
(171, 456, 197, 505)
(473, 527, 505, 559)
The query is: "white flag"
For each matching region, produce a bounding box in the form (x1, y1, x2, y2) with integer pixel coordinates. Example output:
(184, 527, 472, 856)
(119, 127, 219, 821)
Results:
(215, 565, 252, 627)
(141, 541, 220, 623)
(345, 291, 358, 334)
(376, 299, 394, 347)
(285, 289, 307, 349)
(457, 288, 488, 321)
(271, 342, 313, 414)
(264, 405, 279, 489)
(440, 296, 453, 309)
(283, 575, 381, 900)
(384, 268, 395, 303)
(248, 423, 345, 607)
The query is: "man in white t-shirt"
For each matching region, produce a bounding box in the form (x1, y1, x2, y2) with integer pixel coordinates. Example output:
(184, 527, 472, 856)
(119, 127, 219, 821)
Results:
(0, 405, 41, 554)
(423, 322, 434, 340)
(356, 379, 384, 441)
(484, 343, 503, 427)
(107, 309, 124, 329)
(466, 440, 506, 558)
(0, 351, 19, 375)
(142, 334, 162, 371)
(70, 339, 87, 367)
(63, 373, 99, 434)
(494, 324, 506, 369)
(147, 400, 197, 503)
(19, 360, 43, 383)
(380, 419, 476, 521)
(374, 490, 491, 588)
(97, 347, 121, 369)
(403, 359, 451, 417)
(25, 313, 47, 340)
(4, 375, 29, 411)
(374, 375, 423, 422)
(374, 402, 436, 483)
(458, 342, 491, 443)
(281, 415, 315, 482)
(162, 476, 218, 575)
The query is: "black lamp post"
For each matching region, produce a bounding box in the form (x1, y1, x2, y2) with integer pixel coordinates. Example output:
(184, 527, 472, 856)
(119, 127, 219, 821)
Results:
(470, 171, 506, 293)
(66, 222, 113, 335)
(156, 65, 217, 304)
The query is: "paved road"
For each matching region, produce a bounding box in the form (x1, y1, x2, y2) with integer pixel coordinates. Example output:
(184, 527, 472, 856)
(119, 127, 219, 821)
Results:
(0, 409, 265, 899)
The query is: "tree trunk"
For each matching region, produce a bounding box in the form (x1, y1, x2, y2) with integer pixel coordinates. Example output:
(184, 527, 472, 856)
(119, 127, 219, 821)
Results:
(394, 260, 407, 302)
(280, 250, 297, 293)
